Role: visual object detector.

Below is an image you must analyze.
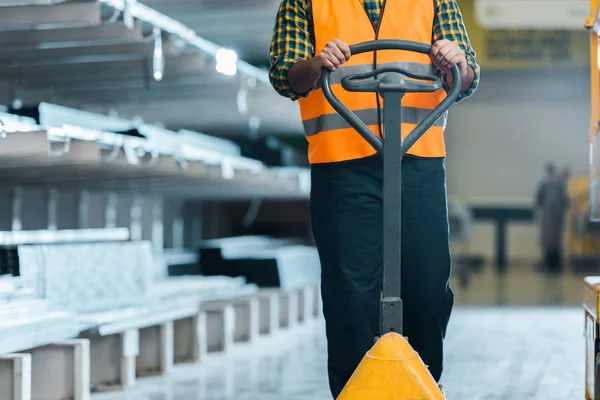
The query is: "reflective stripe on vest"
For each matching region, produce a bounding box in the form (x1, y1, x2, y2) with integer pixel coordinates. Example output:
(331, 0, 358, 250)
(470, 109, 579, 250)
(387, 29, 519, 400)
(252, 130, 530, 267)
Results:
(298, 0, 448, 164)
(303, 107, 447, 136)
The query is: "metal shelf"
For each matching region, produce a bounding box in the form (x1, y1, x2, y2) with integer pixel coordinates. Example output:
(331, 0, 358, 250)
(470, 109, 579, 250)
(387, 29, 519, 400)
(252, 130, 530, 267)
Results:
(0, 228, 129, 246)
(0, 104, 310, 200)
(0, 0, 302, 137)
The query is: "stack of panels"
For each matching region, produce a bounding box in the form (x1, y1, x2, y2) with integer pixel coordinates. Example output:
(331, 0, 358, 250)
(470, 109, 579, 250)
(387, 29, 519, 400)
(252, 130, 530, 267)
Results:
(0, 111, 37, 131)
(0, 311, 79, 354)
(0, 282, 78, 354)
(200, 236, 320, 289)
(0, 298, 49, 318)
(151, 275, 257, 305)
(219, 246, 320, 289)
(0, 229, 132, 302)
(18, 241, 154, 313)
(0, 247, 19, 277)
(76, 275, 257, 333)
(0, 276, 38, 308)
(199, 236, 296, 275)
(163, 249, 201, 277)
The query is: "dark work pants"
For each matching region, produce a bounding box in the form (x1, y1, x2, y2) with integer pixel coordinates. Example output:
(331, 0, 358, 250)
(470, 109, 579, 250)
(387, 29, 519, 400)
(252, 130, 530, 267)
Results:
(310, 155, 454, 399)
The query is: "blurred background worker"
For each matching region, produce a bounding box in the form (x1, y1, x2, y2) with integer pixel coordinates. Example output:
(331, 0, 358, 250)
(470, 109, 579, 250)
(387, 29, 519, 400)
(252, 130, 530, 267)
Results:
(561, 167, 572, 186)
(269, 0, 479, 396)
(536, 163, 571, 275)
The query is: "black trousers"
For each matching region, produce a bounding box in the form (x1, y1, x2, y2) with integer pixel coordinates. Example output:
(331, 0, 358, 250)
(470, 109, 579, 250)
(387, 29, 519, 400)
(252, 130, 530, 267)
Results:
(310, 155, 454, 399)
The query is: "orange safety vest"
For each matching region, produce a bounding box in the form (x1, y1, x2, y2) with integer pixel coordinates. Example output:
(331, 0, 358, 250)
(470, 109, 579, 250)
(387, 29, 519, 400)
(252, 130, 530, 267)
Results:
(298, 0, 448, 165)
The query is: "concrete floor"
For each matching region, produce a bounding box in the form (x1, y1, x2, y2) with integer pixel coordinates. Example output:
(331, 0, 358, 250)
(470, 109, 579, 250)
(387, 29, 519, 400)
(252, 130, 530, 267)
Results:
(451, 267, 587, 306)
(443, 307, 584, 400)
(94, 306, 585, 400)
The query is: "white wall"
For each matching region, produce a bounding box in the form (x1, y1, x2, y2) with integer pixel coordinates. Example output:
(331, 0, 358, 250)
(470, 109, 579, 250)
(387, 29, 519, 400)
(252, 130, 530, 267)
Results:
(445, 68, 590, 261)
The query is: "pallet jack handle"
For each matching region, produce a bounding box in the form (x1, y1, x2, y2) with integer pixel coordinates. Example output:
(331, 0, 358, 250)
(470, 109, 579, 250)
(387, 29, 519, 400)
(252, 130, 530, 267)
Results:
(320, 40, 462, 336)
(321, 40, 462, 154)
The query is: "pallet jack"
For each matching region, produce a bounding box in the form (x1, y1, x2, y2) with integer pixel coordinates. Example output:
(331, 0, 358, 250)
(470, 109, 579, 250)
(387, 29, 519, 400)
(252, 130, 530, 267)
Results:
(320, 40, 462, 399)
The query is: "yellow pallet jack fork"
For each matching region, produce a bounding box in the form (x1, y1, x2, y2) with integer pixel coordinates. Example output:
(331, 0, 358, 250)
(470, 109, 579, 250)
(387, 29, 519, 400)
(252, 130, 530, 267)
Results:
(320, 40, 462, 399)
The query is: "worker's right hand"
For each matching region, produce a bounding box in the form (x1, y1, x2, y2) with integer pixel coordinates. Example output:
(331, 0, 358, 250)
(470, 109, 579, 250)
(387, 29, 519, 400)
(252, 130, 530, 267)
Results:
(316, 39, 351, 71)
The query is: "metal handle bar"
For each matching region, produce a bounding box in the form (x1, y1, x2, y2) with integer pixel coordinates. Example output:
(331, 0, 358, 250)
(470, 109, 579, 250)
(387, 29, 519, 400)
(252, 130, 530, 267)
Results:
(320, 39, 462, 155)
(341, 66, 442, 93)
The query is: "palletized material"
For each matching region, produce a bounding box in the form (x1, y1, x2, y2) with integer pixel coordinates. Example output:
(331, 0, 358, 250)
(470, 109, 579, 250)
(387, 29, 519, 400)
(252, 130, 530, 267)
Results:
(18, 242, 154, 313)
(151, 276, 253, 301)
(203, 245, 320, 289)
(0, 312, 79, 354)
(200, 236, 320, 289)
(200, 235, 296, 270)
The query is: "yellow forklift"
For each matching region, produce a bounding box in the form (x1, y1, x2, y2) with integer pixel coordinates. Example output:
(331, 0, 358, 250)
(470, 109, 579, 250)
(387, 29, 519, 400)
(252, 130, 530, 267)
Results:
(583, 1, 600, 398)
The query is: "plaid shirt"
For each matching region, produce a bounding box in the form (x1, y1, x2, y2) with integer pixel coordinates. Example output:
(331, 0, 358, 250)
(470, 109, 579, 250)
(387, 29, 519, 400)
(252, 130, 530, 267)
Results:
(269, 0, 480, 102)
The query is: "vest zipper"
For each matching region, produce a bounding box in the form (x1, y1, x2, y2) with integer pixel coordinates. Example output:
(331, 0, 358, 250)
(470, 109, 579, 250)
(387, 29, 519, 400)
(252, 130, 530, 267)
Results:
(374, 0, 388, 139)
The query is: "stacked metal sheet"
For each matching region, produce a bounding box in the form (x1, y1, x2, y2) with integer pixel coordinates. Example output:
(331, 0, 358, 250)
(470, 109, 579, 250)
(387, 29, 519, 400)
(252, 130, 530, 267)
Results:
(161, 248, 200, 276)
(5, 235, 258, 338)
(150, 276, 257, 305)
(216, 246, 320, 289)
(0, 311, 79, 354)
(18, 242, 154, 313)
(0, 276, 79, 354)
(0, 248, 19, 277)
(200, 236, 297, 274)
(200, 236, 321, 289)
(75, 274, 256, 335)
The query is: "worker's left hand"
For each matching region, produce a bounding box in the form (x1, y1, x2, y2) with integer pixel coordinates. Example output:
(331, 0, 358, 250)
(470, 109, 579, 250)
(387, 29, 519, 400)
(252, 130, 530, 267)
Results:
(430, 39, 468, 77)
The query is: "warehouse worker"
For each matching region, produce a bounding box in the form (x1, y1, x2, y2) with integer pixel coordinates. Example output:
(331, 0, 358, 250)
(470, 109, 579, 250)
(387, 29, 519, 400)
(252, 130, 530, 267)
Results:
(561, 167, 571, 186)
(535, 163, 570, 275)
(269, 0, 479, 397)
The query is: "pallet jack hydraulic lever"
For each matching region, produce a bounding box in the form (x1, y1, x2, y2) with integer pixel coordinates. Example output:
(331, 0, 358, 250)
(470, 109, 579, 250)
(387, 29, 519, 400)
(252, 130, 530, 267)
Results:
(321, 40, 462, 337)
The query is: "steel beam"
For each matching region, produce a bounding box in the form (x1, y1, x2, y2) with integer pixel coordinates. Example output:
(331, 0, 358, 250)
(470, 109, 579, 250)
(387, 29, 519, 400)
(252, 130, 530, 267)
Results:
(0, 3, 101, 29)
(0, 53, 205, 79)
(30, 76, 258, 104)
(19, 84, 236, 106)
(46, 77, 235, 98)
(0, 57, 147, 80)
(2, 52, 148, 69)
(0, 41, 156, 65)
(0, 0, 66, 5)
(0, 23, 143, 47)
